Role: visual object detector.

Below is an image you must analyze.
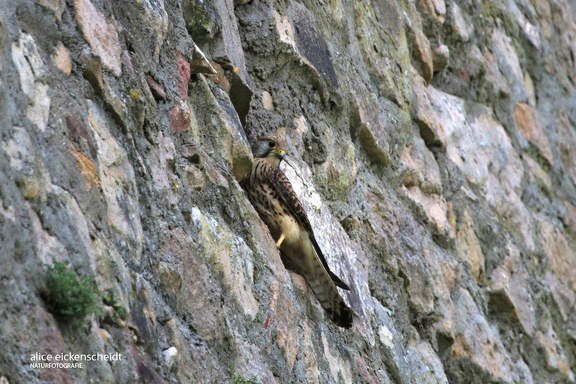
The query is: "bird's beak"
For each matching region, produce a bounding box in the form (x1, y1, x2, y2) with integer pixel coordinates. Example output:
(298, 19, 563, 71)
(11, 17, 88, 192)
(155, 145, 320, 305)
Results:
(277, 149, 286, 160)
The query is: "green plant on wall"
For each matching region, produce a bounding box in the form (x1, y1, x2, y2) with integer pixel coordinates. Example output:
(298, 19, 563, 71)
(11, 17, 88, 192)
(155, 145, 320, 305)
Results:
(42, 259, 101, 323)
(231, 366, 261, 384)
(232, 374, 261, 384)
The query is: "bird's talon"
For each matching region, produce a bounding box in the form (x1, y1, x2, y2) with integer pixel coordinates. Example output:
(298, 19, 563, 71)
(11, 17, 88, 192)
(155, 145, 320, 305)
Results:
(276, 233, 286, 248)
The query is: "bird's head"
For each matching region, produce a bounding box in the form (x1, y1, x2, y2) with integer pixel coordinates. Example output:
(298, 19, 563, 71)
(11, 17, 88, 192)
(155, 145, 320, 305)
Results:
(252, 135, 287, 166)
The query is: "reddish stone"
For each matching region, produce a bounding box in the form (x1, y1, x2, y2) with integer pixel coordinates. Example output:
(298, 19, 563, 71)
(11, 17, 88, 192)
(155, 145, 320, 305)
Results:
(176, 51, 191, 99)
(123, 50, 135, 75)
(71, 146, 101, 189)
(412, 29, 433, 84)
(514, 103, 553, 164)
(146, 75, 166, 100)
(169, 105, 191, 133)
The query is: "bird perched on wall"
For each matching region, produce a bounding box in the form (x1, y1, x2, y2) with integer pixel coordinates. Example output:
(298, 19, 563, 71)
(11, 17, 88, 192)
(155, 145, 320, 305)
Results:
(241, 134, 353, 328)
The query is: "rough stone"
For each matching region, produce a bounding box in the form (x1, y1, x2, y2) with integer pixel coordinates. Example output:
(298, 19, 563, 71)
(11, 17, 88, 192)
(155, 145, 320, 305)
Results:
(71, 146, 100, 189)
(11, 33, 51, 132)
(558, 109, 576, 186)
(417, 0, 446, 26)
(134, 0, 169, 61)
(406, 341, 449, 383)
(211, 0, 249, 82)
(412, 29, 434, 84)
(291, 3, 339, 89)
(432, 44, 449, 72)
(507, 0, 541, 49)
(534, 2, 553, 38)
(352, 0, 411, 104)
(268, 280, 299, 369)
(180, 163, 205, 190)
(2, 0, 576, 383)
(2, 127, 48, 201)
(65, 115, 96, 159)
(88, 100, 143, 259)
(262, 90, 274, 110)
(399, 141, 442, 194)
(74, 0, 122, 76)
(183, 0, 221, 43)
(412, 70, 446, 147)
(449, 288, 516, 383)
(523, 153, 552, 190)
(192, 209, 259, 319)
(274, 5, 339, 90)
(449, 2, 471, 42)
(37, 0, 65, 21)
(535, 320, 575, 381)
(434, 89, 531, 249)
(523, 73, 536, 105)
(176, 50, 191, 99)
(208, 61, 231, 92)
(169, 102, 191, 133)
(491, 29, 523, 94)
(455, 207, 484, 282)
(351, 92, 401, 167)
(51, 41, 72, 75)
(481, 48, 511, 98)
(162, 346, 178, 369)
(514, 103, 554, 165)
(398, 141, 454, 243)
(487, 244, 536, 336)
(539, 220, 576, 321)
(190, 43, 217, 75)
(146, 74, 166, 100)
(82, 57, 129, 131)
(29, 204, 69, 266)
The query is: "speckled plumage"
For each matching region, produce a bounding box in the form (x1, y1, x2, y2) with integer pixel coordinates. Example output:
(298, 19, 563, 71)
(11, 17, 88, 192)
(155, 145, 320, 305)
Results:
(241, 135, 353, 328)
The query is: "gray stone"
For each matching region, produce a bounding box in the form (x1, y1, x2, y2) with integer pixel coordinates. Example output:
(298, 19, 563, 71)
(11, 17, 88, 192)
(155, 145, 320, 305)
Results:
(1, 0, 576, 383)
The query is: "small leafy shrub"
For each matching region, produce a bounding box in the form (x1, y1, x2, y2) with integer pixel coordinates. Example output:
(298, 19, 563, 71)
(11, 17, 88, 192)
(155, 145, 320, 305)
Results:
(232, 375, 261, 384)
(43, 260, 101, 322)
(231, 368, 261, 384)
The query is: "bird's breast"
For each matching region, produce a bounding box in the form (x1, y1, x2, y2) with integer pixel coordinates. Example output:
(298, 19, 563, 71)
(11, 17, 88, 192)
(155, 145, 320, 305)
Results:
(249, 184, 301, 245)
(276, 210, 302, 246)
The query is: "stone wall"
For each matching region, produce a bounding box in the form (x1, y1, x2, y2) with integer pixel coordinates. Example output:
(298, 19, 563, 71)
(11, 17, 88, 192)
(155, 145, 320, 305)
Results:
(1, 0, 575, 382)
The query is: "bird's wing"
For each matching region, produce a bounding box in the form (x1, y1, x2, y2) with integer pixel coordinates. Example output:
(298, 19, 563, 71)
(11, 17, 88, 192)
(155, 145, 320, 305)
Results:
(268, 167, 350, 290)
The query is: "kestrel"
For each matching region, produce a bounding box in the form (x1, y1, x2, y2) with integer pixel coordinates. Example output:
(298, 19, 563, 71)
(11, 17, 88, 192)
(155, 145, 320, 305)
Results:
(241, 134, 353, 328)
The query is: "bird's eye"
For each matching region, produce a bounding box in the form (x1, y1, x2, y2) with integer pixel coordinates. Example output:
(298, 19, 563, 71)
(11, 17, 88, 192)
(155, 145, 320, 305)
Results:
(268, 141, 276, 148)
